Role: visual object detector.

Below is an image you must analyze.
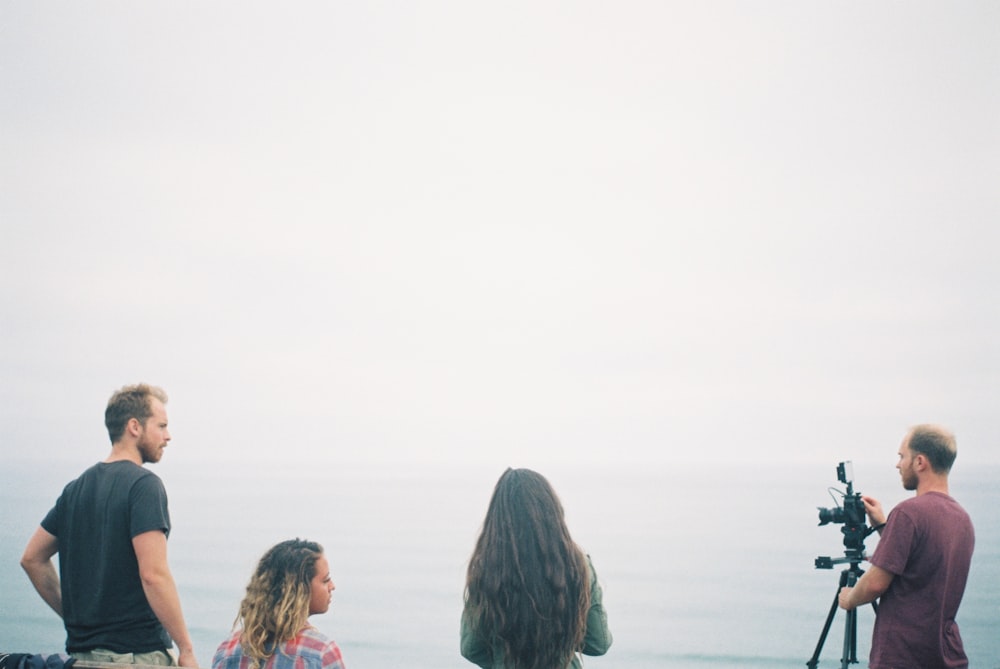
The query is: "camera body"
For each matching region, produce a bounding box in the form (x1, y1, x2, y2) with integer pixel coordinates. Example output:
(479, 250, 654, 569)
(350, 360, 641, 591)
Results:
(815, 460, 872, 567)
(817, 489, 866, 528)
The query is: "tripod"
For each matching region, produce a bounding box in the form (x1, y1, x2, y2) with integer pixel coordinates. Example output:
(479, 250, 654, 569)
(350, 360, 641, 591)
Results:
(806, 556, 878, 669)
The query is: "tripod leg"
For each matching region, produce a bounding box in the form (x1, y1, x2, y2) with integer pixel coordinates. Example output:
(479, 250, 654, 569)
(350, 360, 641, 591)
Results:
(841, 570, 861, 668)
(841, 607, 855, 668)
(807, 571, 849, 669)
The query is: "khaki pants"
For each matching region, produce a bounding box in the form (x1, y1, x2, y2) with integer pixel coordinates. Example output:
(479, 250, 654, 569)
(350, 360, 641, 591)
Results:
(71, 649, 176, 666)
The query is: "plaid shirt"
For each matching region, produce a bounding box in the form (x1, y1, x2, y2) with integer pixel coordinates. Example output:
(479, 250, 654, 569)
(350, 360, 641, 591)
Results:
(212, 626, 346, 669)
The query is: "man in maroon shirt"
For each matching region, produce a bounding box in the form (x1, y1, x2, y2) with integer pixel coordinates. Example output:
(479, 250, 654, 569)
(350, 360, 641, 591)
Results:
(839, 425, 975, 669)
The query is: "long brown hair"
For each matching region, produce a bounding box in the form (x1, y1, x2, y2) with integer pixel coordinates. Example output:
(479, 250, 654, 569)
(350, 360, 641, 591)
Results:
(464, 468, 590, 669)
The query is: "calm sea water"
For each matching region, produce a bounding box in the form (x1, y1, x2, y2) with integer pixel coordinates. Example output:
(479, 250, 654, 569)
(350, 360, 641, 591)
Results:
(2, 459, 997, 668)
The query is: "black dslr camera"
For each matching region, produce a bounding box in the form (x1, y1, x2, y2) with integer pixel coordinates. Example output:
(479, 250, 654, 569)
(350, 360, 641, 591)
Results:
(815, 461, 874, 568)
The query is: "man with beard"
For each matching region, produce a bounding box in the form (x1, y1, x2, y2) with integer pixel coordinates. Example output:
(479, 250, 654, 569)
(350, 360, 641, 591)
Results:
(838, 424, 975, 669)
(21, 384, 197, 667)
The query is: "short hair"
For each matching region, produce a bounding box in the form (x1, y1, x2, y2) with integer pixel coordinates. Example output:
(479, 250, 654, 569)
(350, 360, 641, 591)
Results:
(105, 384, 168, 443)
(907, 424, 957, 474)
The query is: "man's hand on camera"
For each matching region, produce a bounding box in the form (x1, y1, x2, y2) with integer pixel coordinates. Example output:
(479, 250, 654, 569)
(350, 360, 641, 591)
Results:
(861, 495, 886, 527)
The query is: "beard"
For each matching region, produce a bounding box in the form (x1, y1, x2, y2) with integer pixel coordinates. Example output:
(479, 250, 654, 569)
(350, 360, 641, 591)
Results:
(137, 433, 163, 464)
(901, 465, 918, 491)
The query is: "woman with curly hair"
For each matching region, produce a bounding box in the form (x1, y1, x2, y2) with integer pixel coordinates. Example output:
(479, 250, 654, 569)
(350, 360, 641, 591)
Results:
(213, 539, 346, 669)
(461, 468, 612, 669)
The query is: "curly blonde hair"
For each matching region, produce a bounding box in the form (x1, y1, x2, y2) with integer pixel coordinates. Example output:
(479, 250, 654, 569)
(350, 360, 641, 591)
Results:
(235, 539, 323, 666)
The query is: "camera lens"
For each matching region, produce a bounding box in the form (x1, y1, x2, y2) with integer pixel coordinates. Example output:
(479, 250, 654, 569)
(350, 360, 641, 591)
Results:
(817, 507, 845, 526)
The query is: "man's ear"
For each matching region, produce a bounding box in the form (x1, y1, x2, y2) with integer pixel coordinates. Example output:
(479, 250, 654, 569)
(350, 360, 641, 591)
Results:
(126, 417, 142, 437)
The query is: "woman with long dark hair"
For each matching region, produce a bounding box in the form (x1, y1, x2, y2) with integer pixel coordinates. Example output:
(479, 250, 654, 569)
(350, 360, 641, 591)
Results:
(213, 539, 346, 669)
(461, 468, 612, 669)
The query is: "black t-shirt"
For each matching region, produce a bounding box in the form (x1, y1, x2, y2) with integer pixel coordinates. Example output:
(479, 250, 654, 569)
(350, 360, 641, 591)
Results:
(42, 461, 172, 653)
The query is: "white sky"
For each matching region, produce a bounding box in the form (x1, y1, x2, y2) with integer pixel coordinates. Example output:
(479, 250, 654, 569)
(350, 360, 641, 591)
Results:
(2, 2, 998, 468)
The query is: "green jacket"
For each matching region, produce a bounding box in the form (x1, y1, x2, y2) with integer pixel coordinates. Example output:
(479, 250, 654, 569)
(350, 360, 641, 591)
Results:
(460, 555, 613, 669)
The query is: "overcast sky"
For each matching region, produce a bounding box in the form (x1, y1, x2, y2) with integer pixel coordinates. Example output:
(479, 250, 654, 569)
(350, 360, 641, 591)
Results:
(2, 2, 997, 469)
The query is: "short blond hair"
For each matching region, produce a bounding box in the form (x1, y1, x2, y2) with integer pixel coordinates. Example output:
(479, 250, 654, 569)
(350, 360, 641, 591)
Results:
(105, 384, 168, 443)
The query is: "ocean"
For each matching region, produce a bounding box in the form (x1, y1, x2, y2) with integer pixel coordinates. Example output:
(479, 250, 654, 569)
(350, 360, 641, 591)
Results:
(1, 459, 997, 668)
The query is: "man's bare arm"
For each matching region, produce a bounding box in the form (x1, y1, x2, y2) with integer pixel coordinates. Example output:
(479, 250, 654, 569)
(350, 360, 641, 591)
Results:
(838, 564, 893, 610)
(133, 530, 198, 667)
(21, 526, 63, 617)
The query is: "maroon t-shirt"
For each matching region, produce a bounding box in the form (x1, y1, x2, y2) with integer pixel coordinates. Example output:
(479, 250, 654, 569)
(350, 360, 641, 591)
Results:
(868, 491, 975, 669)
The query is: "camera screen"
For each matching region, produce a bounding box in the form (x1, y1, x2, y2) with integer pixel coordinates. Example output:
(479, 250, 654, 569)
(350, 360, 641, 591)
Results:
(837, 460, 854, 485)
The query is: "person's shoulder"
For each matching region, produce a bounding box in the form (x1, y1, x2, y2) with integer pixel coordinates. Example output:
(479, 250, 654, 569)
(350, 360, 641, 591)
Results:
(295, 627, 344, 664)
(924, 491, 973, 520)
(58, 462, 106, 493)
(105, 460, 164, 485)
(890, 494, 932, 520)
(135, 465, 164, 484)
(92, 460, 145, 474)
(67, 461, 104, 482)
(93, 462, 167, 502)
(902, 491, 958, 510)
(893, 492, 969, 526)
(288, 626, 334, 652)
(301, 626, 331, 640)
(211, 630, 246, 669)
